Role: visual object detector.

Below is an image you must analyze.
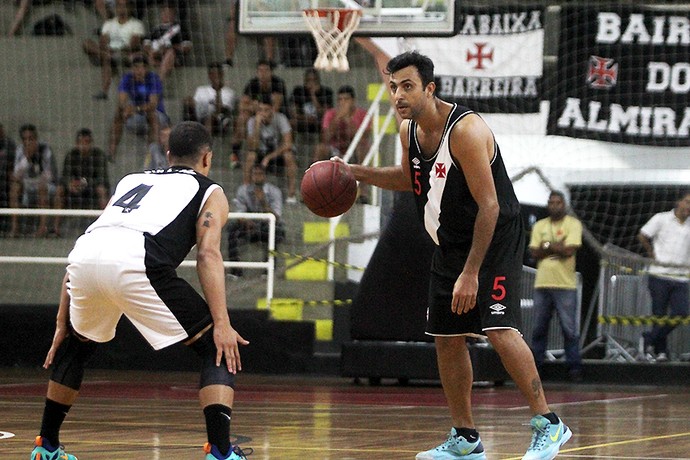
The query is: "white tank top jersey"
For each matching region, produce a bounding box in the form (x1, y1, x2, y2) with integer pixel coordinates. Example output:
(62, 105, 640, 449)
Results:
(84, 166, 221, 270)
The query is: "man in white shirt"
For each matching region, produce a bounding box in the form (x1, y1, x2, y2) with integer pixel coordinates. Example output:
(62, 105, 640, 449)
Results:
(183, 63, 237, 137)
(638, 191, 690, 361)
(83, 0, 146, 100)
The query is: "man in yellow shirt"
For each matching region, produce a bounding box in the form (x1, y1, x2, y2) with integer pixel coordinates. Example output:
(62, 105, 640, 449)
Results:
(529, 191, 583, 381)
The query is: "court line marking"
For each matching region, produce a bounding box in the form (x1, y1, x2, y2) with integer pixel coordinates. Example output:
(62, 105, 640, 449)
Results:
(503, 393, 668, 411)
(500, 431, 690, 460)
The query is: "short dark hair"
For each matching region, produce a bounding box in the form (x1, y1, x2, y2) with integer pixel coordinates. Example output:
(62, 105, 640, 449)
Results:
(168, 121, 211, 161)
(256, 59, 274, 70)
(76, 128, 93, 139)
(337, 85, 355, 98)
(385, 51, 435, 87)
(549, 190, 566, 202)
(304, 67, 319, 80)
(207, 62, 223, 73)
(19, 123, 37, 137)
(131, 54, 148, 66)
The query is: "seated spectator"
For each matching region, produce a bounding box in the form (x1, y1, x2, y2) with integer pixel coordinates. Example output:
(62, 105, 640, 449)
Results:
(242, 59, 289, 118)
(83, 0, 146, 100)
(227, 163, 286, 278)
(244, 95, 298, 203)
(143, 3, 191, 82)
(53, 128, 110, 235)
(183, 62, 237, 136)
(182, 62, 238, 166)
(108, 54, 169, 161)
(233, 60, 289, 166)
(8, 124, 58, 237)
(313, 85, 371, 202)
(289, 68, 333, 137)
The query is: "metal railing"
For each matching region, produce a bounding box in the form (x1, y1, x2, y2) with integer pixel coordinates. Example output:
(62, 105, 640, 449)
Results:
(0, 208, 276, 306)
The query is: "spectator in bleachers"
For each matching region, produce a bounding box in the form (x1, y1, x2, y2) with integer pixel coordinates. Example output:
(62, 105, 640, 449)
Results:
(232, 59, 288, 170)
(53, 128, 110, 235)
(638, 191, 690, 362)
(8, 124, 58, 237)
(243, 94, 298, 203)
(312, 85, 370, 163)
(242, 59, 289, 118)
(183, 63, 237, 137)
(0, 123, 17, 210)
(227, 163, 285, 278)
(312, 85, 371, 202)
(289, 68, 333, 138)
(108, 54, 169, 162)
(143, 3, 191, 83)
(528, 191, 583, 381)
(182, 62, 239, 167)
(83, 0, 146, 100)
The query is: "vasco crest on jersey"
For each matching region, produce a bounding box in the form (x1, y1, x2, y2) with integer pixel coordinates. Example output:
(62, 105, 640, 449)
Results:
(434, 162, 447, 179)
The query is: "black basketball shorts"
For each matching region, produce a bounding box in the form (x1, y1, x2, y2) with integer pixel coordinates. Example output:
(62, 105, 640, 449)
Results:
(425, 216, 525, 337)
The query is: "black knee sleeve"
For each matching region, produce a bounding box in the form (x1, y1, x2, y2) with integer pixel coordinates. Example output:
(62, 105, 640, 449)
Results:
(51, 334, 97, 391)
(189, 329, 236, 390)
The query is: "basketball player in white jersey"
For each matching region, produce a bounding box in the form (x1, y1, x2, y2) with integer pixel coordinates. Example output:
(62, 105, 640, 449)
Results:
(341, 52, 571, 460)
(30, 121, 251, 460)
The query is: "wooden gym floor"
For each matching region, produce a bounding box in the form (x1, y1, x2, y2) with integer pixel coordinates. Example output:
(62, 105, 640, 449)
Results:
(1, 367, 690, 459)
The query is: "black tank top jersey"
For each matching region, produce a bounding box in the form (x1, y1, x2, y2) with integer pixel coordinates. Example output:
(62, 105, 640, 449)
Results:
(85, 166, 222, 270)
(407, 103, 520, 250)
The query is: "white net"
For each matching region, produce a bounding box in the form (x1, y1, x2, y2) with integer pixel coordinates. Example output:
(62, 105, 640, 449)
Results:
(303, 8, 361, 72)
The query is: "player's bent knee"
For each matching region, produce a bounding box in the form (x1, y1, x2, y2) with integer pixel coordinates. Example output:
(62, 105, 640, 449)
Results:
(51, 333, 97, 391)
(189, 329, 236, 390)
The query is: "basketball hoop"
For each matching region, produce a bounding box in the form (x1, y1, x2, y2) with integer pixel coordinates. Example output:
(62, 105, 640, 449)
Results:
(303, 8, 361, 72)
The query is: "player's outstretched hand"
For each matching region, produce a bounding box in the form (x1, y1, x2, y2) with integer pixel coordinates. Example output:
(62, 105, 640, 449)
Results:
(214, 323, 249, 374)
(43, 321, 70, 369)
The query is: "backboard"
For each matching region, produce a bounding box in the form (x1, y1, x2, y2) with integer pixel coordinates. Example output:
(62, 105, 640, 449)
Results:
(238, 0, 457, 37)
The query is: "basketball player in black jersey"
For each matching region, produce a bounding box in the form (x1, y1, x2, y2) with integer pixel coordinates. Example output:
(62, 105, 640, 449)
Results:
(342, 52, 571, 460)
(31, 122, 251, 460)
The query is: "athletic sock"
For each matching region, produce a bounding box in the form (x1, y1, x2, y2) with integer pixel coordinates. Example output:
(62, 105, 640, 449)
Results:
(40, 399, 72, 448)
(454, 427, 479, 442)
(541, 412, 560, 425)
(204, 404, 232, 457)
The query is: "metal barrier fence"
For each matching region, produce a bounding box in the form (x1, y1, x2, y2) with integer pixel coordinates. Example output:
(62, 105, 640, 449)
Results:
(0, 208, 276, 306)
(589, 244, 690, 362)
(519, 265, 583, 361)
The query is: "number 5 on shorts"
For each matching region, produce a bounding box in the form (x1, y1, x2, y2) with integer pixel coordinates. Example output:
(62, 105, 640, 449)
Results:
(491, 276, 506, 301)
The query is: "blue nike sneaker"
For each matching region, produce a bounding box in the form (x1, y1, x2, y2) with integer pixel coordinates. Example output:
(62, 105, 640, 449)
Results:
(522, 415, 572, 460)
(30, 436, 78, 460)
(415, 427, 487, 460)
(204, 442, 253, 460)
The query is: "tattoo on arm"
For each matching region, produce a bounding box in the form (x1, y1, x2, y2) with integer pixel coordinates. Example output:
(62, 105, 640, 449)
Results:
(202, 211, 212, 228)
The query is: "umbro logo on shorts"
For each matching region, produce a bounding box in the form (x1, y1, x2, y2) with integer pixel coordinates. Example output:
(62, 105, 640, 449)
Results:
(489, 303, 506, 315)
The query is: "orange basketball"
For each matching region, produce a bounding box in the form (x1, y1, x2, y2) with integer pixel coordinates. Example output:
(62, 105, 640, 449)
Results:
(301, 160, 357, 218)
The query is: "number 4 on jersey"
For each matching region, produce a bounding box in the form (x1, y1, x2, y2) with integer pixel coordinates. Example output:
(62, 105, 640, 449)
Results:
(113, 184, 153, 213)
